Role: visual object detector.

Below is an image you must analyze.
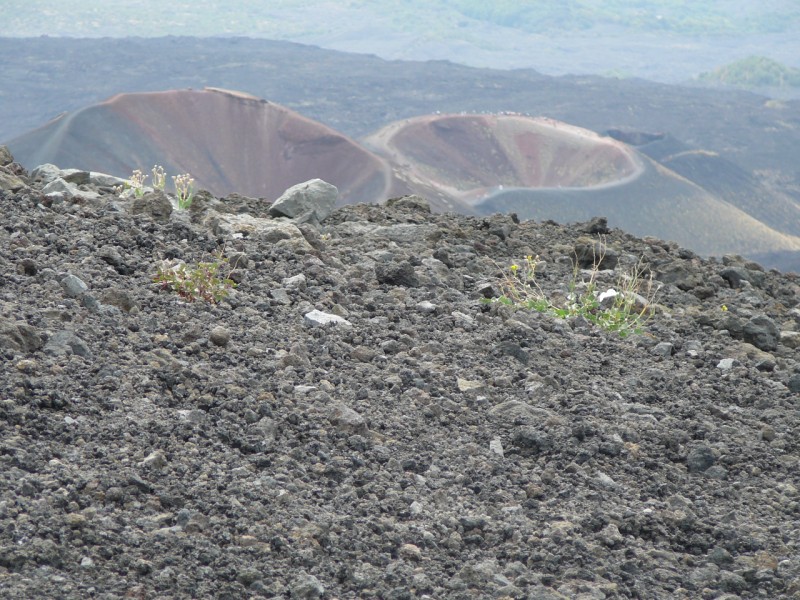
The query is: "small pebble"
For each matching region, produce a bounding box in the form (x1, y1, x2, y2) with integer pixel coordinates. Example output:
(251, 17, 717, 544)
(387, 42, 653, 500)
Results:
(399, 543, 422, 561)
(209, 325, 231, 346)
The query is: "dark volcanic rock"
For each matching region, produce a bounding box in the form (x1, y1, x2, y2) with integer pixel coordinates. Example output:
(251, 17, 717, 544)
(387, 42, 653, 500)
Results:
(742, 314, 781, 351)
(1, 154, 800, 599)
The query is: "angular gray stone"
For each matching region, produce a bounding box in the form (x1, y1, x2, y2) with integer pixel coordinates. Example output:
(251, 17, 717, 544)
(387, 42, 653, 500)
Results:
(651, 342, 674, 357)
(61, 169, 91, 185)
(385, 194, 431, 213)
(686, 445, 715, 473)
(489, 438, 504, 457)
(417, 300, 438, 314)
(493, 341, 529, 364)
(269, 179, 338, 222)
(598, 523, 624, 547)
(0, 319, 44, 353)
(581, 216, 610, 234)
(512, 427, 552, 453)
(89, 171, 127, 187)
(780, 331, 800, 349)
(0, 169, 26, 191)
(656, 261, 703, 291)
(208, 212, 313, 250)
(329, 401, 368, 435)
(742, 315, 780, 351)
(375, 261, 419, 287)
(291, 571, 325, 599)
(130, 191, 173, 222)
(489, 400, 552, 425)
(282, 273, 307, 290)
(350, 346, 376, 362)
(42, 178, 78, 196)
(574, 237, 618, 269)
(30, 163, 62, 185)
(720, 266, 751, 288)
(717, 358, 736, 370)
(0, 145, 13, 165)
(60, 274, 89, 298)
(44, 331, 92, 358)
(101, 289, 137, 312)
(209, 326, 231, 347)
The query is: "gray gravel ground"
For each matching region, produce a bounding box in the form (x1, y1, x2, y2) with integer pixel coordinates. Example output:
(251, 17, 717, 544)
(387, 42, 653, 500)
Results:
(1, 154, 800, 599)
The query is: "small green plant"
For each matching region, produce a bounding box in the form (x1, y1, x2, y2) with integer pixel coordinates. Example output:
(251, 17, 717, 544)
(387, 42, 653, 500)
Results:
(153, 248, 238, 303)
(172, 173, 195, 209)
(484, 249, 658, 338)
(120, 168, 147, 198)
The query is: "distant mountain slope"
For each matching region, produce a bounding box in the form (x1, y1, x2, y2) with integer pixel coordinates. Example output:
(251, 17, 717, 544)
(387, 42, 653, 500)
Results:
(1, 37, 798, 177)
(3, 1, 799, 87)
(698, 56, 800, 91)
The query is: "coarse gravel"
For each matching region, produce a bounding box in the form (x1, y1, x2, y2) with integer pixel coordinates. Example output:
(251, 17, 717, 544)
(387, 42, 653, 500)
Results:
(1, 156, 799, 599)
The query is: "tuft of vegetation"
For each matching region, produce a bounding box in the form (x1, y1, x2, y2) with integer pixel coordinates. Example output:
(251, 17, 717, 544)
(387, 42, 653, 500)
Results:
(120, 168, 148, 198)
(484, 248, 659, 338)
(697, 56, 800, 90)
(171, 173, 195, 209)
(118, 165, 195, 208)
(153, 249, 238, 304)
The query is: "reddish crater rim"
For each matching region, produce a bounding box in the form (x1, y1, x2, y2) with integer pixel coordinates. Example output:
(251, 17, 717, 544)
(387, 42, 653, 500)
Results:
(363, 113, 644, 204)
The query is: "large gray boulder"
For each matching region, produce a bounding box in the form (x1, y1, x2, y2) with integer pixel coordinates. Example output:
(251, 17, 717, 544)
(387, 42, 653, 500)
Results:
(269, 179, 338, 223)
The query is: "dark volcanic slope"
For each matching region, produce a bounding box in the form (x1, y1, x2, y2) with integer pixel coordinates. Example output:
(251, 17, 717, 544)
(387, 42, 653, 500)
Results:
(608, 131, 800, 241)
(7, 88, 397, 205)
(478, 155, 800, 258)
(2, 150, 800, 599)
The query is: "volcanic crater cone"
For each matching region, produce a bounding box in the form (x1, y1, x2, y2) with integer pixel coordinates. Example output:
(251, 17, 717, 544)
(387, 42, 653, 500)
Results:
(364, 113, 643, 205)
(8, 87, 396, 205)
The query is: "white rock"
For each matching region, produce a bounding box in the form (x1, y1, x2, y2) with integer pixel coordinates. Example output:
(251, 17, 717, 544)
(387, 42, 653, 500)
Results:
(90, 171, 128, 187)
(489, 438, 504, 457)
(139, 450, 167, 470)
(417, 301, 437, 314)
(283, 273, 307, 290)
(303, 309, 352, 328)
(717, 358, 736, 370)
(30, 163, 62, 185)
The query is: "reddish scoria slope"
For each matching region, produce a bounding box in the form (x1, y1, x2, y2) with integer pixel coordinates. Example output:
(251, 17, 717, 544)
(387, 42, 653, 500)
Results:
(7, 88, 399, 205)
